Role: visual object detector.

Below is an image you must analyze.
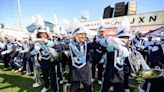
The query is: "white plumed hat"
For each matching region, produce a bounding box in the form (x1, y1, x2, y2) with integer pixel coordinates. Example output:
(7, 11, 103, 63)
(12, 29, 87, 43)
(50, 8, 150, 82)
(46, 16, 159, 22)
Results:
(116, 16, 131, 38)
(72, 26, 86, 37)
(35, 26, 50, 37)
(98, 25, 106, 32)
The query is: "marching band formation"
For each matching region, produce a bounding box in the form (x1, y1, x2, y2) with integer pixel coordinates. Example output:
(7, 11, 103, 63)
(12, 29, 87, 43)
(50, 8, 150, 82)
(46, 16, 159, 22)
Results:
(0, 16, 164, 92)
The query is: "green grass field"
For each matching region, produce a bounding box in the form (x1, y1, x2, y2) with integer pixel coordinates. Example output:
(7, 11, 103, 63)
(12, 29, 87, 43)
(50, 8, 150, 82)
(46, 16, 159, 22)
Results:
(0, 62, 43, 92)
(0, 61, 139, 92)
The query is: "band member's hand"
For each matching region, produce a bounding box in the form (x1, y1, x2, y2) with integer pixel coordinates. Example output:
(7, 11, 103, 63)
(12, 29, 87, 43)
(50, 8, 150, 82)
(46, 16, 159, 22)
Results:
(42, 38, 48, 43)
(35, 43, 40, 51)
(106, 37, 125, 49)
(50, 57, 55, 62)
(33, 38, 47, 43)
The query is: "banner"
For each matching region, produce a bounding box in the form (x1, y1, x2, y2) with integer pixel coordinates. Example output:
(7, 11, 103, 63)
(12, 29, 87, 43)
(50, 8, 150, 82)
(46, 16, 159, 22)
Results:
(82, 11, 164, 29)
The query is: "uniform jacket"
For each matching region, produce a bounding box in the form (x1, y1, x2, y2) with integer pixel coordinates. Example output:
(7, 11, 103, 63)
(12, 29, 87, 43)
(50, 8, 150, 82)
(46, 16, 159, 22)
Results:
(53, 40, 100, 81)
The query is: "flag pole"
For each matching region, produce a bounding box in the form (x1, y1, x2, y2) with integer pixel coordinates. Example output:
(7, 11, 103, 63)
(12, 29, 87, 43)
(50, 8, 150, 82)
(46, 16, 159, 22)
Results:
(17, 0, 23, 32)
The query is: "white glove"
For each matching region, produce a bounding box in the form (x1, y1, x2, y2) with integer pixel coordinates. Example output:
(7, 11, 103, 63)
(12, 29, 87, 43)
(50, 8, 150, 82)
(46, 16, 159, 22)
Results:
(1, 49, 12, 55)
(42, 38, 48, 43)
(106, 37, 125, 50)
(34, 43, 40, 51)
(33, 38, 48, 43)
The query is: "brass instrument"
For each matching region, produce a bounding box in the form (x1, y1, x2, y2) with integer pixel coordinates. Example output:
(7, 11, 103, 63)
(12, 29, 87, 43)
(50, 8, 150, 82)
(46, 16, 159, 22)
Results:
(138, 68, 164, 79)
(128, 48, 164, 79)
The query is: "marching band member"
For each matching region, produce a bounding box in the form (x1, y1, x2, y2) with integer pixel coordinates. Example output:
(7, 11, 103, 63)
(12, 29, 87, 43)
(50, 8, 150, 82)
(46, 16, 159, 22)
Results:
(99, 17, 131, 92)
(131, 30, 144, 50)
(31, 47, 42, 88)
(131, 30, 147, 61)
(99, 34, 130, 92)
(119, 35, 131, 92)
(143, 35, 155, 63)
(58, 28, 70, 73)
(91, 26, 106, 85)
(34, 26, 59, 92)
(144, 35, 155, 48)
(1, 37, 10, 71)
(99, 35, 130, 92)
(9, 42, 21, 73)
(21, 39, 34, 75)
(52, 25, 100, 92)
(1, 38, 22, 73)
(51, 32, 64, 84)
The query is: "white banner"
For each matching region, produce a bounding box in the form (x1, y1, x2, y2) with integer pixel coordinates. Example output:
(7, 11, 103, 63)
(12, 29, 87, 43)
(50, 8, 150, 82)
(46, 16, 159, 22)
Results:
(82, 11, 164, 29)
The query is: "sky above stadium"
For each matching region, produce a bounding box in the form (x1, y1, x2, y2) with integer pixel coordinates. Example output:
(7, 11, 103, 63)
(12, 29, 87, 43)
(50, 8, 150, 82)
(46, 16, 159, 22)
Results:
(0, 0, 164, 30)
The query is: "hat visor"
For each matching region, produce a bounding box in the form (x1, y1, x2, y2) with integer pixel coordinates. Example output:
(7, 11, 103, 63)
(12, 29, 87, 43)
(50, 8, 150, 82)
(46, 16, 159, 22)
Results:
(98, 29, 105, 32)
(117, 34, 130, 38)
(37, 29, 47, 33)
(73, 31, 87, 37)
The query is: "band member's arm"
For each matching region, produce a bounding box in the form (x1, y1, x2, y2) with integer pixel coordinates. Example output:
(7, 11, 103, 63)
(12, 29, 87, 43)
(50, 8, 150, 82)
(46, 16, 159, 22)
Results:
(87, 41, 101, 51)
(52, 43, 69, 52)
